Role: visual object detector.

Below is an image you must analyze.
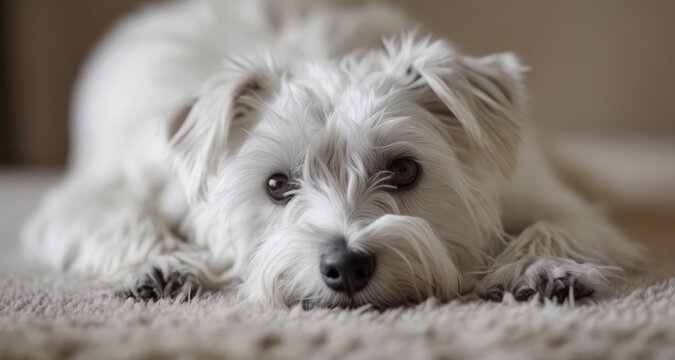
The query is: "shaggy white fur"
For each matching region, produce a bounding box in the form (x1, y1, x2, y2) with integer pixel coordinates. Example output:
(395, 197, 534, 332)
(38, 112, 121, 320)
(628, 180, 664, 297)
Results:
(2, 173, 674, 359)
(21, 0, 645, 310)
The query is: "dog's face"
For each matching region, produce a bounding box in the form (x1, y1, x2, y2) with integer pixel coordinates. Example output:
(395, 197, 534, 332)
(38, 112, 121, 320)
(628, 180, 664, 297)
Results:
(169, 35, 525, 308)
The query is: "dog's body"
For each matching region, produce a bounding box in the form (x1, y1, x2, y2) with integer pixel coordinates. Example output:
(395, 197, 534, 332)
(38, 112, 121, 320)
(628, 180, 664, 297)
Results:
(24, 0, 643, 308)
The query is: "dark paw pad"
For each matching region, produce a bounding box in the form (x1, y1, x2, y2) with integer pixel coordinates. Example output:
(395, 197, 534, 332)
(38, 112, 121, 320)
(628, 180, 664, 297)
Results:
(514, 288, 536, 302)
(517, 273, 594, 304)
(123, 268, 200, 302)
(482, 285, 505, 302)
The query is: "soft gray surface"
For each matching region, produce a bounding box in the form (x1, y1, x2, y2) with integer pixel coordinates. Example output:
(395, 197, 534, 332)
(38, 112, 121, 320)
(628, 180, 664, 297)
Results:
(1, 171, 674, 360)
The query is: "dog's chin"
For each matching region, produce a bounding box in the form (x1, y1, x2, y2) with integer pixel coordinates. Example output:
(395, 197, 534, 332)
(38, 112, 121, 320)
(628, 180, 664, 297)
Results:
(255, 270, 457, 310)
(241, 271, 454, 310)
(298, 290, 428, 311)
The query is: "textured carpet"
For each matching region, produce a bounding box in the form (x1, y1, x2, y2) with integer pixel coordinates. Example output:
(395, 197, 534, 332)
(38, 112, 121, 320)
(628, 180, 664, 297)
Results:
(1, 171, 674, 360)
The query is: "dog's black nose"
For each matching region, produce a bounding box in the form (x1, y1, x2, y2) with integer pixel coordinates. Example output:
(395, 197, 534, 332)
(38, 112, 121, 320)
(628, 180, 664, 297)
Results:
(320, 247, 375, 294)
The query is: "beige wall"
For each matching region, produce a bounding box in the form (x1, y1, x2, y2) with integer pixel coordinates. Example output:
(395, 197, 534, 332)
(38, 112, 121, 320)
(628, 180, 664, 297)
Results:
(6, 0, 675, 165)
(392, 0, 675, 135)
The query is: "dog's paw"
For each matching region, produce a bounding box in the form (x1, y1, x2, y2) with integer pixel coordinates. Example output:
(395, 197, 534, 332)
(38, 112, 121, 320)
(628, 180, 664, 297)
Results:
(118, 265, 201, 302)
(510, 259, 598, 303)
(476, 258, 611, 304)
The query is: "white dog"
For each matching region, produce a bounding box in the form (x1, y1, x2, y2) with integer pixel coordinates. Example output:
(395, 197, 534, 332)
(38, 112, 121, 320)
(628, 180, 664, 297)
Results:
(24, 0, 644, 309)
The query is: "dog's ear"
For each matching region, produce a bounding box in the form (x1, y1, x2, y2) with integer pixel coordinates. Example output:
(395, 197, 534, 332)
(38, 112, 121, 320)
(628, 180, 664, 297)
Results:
(166, 58, 281, 202)
(384, 34, 527, 176)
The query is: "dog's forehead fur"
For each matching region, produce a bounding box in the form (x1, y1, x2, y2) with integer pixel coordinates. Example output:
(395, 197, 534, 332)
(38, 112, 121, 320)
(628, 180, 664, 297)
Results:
(243, 58, 446, 183)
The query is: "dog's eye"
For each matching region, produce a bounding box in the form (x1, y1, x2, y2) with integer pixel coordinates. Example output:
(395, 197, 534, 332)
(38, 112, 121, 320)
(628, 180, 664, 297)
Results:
(266, 173, 293, 203)
(388, 158, 420, 189)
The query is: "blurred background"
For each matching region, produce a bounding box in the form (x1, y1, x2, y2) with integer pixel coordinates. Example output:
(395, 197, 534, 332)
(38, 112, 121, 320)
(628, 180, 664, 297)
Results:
(1, 1, 673, 249)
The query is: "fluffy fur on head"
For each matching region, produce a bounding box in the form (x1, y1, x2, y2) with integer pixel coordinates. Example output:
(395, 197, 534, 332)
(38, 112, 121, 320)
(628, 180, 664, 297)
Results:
(170, 31, 528, 308)
(24, 0, 644, 309)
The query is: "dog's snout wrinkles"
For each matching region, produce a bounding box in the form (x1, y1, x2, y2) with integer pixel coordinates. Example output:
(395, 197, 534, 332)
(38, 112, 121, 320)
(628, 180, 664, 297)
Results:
(320, 246, 375, 295)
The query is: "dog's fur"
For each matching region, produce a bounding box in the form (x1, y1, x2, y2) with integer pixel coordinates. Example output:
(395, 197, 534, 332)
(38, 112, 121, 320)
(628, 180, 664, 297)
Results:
(24, 0, 644, 309)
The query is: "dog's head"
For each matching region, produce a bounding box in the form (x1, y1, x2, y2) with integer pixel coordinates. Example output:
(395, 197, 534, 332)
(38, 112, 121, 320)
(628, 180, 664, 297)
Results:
(168, 33, 526, 309)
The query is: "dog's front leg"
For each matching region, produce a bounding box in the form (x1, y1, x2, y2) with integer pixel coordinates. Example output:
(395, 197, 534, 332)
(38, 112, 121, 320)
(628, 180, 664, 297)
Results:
(475, 212, 644, 304)
(474, 131, 646, 304)
(115, 247, 238, 302)
(23, 175, 237, 301)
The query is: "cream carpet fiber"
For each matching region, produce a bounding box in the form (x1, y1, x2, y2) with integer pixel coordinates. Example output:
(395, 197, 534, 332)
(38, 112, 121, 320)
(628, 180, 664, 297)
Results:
(1, 171, 674, 359)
